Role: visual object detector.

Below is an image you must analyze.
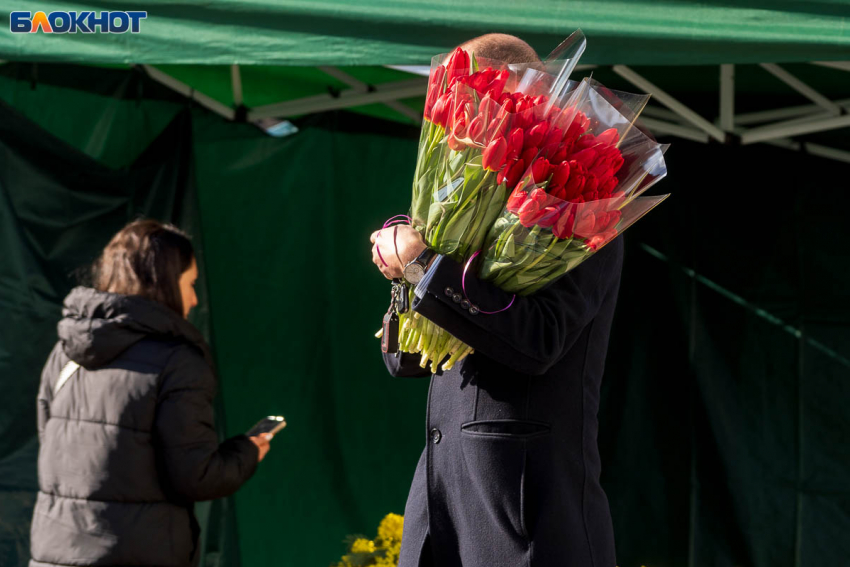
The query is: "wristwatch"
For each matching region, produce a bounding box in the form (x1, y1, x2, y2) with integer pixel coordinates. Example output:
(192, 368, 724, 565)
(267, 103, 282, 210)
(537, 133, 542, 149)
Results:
(403, 248, 437, 285)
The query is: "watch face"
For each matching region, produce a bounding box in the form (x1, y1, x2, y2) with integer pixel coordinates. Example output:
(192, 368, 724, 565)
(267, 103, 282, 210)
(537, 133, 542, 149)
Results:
(404, 263, 425, 284)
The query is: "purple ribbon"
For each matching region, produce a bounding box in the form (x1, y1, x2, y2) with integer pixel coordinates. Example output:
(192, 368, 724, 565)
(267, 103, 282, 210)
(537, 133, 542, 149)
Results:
(376, 215, 413, 267)
(462, 251, 516, 314)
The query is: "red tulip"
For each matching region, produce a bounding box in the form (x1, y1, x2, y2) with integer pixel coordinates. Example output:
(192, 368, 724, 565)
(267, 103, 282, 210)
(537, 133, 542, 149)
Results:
(518, 199, 542, 227)
(550, 185, 568, 201)
(451, 113, 468, 138)
(529, 188, 550, 206)
(553, 208, 576, 239)
(515, 98, 536, 129)
(564, 119, 585, 142)
(550, 147, 567, 164)
(447, 134, 466, 152)
(431, 93, 452, 128)
(521, 147, 538, 166)
(467, 116, 485, 144)
(506, 187, 527, 213)
(531, 157, 550, 184)
(486, 69, 510, 99)
(574, 134, 600, 151)
(545, 126, 563, 148)
(465, 70, 489, 94)
(482, 137, 509, 171)
(590, 158, 612, 178)
(571, 147, 598, 168)
(564, 161, 586, 200)
(549, 161, 571, 188)
(424, 65, 446, 120)
(586, 230, 617, 250)
(446, 48, 470, 85)
(537, 206, 561, 228)
(506, 128, 524, 161)
(574, 210, 596, 236)
(611, 154, 625, 174)
(498, 158, 526, 189)
(595, 128, 619, 146)
(526, 122, 549, 148)
(485, 105, 510, 140)
(541, 142, 560, 161)
(601, 176, 619, 194)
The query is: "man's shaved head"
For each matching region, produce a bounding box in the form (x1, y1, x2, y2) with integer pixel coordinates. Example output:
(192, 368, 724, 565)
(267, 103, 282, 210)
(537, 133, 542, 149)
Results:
(458, 33, 542, 67)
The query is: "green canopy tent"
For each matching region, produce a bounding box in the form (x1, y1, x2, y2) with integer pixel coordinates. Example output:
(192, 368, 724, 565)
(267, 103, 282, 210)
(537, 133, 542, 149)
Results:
(1, 3, 849, 567)
(2, 0, 850, 157)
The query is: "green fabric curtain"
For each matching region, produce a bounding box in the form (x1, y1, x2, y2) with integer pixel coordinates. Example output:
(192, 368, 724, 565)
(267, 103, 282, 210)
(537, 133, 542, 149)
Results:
(1, 64, 848, 567)
(0, 97, 242, 566)
(1, 0, 849, 66)
(0, 66, 428, 567)
(599, 140, 850, 567)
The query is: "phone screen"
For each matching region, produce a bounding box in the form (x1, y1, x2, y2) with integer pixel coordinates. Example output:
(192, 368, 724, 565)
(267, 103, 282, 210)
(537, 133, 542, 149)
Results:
(247, 416, 286, 438)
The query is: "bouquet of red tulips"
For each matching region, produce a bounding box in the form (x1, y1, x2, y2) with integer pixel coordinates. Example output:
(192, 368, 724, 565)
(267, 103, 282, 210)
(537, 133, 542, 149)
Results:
(480, 80, 670, 295)
(386, 32, 670, 372)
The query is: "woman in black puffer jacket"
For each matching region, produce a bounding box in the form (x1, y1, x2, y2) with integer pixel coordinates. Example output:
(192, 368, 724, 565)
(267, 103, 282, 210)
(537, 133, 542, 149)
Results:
(30, 219, 270, 567)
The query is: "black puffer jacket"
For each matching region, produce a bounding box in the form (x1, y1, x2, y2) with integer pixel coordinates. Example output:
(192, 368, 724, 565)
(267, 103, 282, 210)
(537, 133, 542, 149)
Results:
(30, 287, 258, 567)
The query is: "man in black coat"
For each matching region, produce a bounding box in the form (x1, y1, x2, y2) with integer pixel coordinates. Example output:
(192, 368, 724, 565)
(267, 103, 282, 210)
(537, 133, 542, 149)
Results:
(372, 220, 622, 567)
(371, 35, 623, 560)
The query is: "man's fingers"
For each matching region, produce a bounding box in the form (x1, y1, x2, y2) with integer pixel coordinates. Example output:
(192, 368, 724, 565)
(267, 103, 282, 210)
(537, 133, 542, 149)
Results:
(370, 230, 380, 244)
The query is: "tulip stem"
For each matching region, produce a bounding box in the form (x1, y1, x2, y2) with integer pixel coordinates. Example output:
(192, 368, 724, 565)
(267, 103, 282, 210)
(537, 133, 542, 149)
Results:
(431, 170, 495, 255)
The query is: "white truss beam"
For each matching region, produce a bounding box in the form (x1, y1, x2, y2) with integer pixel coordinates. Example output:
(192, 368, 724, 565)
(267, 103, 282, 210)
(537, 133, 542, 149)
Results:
(760, 63, 842, 115)
(811, 61, 850, 73)
(248, 78, 429, 120)
(613, 65, 726, 142)
(641, 105, 686, 123)
(720, 64, 734, 131)
(319, 66, 421, 123)
(734, 98, 850, 125)
(764, 138, 850, 164)
(740, 113, 850, 145)
(318, 66, 368, 91)
(230, 65, 243, 107)
(638, 117, 710, 143)
(142, 65, 235, 121)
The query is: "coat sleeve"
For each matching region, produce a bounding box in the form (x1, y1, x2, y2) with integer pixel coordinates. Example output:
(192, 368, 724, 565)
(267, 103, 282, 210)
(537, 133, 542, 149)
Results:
(412, 238, 623, 376)
(154, 347, 258, 502)
(37, 343, 64, 441)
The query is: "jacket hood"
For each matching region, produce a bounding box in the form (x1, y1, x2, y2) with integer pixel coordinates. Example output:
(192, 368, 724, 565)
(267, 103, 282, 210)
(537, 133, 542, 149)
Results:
(58, 287, 212, 368)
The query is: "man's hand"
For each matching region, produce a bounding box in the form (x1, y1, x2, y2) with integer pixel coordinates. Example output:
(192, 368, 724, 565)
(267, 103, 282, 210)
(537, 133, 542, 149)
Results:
(370, 225, 427, 279)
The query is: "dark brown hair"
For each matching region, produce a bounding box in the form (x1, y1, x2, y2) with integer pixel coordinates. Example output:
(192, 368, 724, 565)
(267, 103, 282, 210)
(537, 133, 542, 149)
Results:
(93, 219, 194, 315)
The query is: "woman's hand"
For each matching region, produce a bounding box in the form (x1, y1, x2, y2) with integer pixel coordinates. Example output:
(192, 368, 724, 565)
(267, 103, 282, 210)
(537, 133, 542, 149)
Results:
(249, 434, 272, 462)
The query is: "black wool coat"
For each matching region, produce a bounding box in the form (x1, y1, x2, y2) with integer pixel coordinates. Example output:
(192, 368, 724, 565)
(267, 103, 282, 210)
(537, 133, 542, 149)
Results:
(384, 237, 623, 567)
(30, 287, 258, 567)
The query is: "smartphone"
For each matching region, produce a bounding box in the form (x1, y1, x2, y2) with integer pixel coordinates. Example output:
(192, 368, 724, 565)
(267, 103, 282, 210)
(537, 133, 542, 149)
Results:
(247, 415, 287, 438)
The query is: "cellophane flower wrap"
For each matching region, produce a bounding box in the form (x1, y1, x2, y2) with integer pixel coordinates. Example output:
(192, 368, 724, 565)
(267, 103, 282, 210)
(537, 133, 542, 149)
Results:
(480, 78, 670, 295)
(391, 33, 670, 373)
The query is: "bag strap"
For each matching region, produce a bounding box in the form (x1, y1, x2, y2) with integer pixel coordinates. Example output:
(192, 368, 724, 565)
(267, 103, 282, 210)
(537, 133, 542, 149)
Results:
(54, 360, 80, 396)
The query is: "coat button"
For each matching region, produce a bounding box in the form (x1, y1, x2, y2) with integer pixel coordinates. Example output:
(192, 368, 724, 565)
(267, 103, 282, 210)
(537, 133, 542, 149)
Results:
(430, 428, 442, 444)
(452, 293, 463, 303)
(469, 305, 480, 315)
(460, 299, 471, 310)
(444, 287, 454, 297)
